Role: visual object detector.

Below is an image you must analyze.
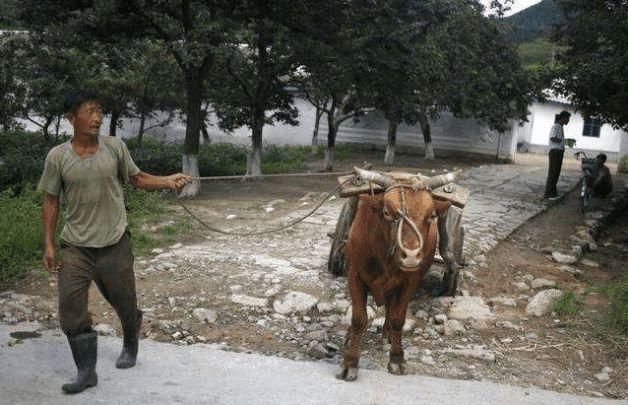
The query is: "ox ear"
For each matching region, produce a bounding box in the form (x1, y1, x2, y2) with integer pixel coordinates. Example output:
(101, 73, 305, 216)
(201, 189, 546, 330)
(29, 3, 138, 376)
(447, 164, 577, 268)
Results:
(433, 199, 451, 216)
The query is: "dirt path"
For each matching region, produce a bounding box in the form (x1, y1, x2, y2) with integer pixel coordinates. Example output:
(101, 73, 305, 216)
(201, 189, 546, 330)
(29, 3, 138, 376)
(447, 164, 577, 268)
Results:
(2, 153, 626, 400)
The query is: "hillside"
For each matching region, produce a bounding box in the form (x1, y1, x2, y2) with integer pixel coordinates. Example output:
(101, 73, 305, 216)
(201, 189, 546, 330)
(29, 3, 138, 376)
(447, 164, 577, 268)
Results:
(506, 0, 562, 43)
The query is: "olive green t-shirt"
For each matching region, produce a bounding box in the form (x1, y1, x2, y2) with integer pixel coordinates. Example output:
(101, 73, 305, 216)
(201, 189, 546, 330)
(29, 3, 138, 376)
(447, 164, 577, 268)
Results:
(38, 136, 141, 248)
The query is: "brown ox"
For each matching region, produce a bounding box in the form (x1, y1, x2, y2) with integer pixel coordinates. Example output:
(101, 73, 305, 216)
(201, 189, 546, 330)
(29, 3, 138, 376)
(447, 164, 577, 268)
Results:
(337, 167, 456, 381)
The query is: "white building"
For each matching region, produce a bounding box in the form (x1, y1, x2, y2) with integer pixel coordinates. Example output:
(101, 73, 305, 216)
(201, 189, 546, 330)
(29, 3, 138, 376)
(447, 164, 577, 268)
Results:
(516, 93, 626, 161)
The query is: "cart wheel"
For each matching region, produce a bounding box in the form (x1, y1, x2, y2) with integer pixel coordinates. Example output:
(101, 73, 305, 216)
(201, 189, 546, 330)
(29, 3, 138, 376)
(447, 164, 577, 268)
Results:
(328, 197, 358, 276)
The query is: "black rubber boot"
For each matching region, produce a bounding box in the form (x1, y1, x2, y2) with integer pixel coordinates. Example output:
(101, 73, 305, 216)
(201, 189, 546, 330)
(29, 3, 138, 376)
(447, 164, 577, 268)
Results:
(116, 310, 142, 369)
(62, 331, 98, 394)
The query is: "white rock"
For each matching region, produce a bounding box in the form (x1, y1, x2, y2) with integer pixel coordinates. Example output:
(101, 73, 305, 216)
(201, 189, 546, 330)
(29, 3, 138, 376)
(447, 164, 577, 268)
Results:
(525, 289, 563, 317)
(415, 309, 429, 319)
(448, 296, 494, 321)
(442, 347, 496, 362)
(443, 319, 465, 336)
(511, 282, 530, 291)
(552, 251, 578, 264)
(403, 319, 417, 332)
(594, 372, 610, 383)
(601, 366, 613, 373)
(273, 291, 318, 315)
(265, 207, 275, 213)
(434, 314, 448, 324)
(169, 243, 184, 250)
(192, 308, 218, 324)
(495, 321, 522, 331)
(488, 296, 517, 307)
(580, 258, 599, 268)
(230, 285, 243, 293)
(420, 355, 436, 366)
(93, 323, 116, 337)
(151, 248, 165, 254)
(231, 294, 268, 307)
(226, 214, 238, 220)
(531, 278, 556, 289)
(304, 330, 327, 342)
(522, 274, 534, 283)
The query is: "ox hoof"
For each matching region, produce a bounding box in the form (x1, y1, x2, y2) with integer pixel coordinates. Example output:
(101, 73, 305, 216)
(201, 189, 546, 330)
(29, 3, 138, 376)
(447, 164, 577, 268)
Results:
(387, 361, 406, 375)
(336, 367, 358, 382)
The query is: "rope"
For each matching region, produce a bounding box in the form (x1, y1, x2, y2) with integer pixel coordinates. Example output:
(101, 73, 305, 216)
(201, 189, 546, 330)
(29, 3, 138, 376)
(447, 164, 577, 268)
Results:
(174, 178, 354, 236)
(189, 171, 352, 181)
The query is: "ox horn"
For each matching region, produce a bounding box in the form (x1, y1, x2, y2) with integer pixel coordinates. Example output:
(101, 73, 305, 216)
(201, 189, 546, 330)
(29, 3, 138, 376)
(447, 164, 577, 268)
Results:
(353, 167, 395, 189)
(423, 170, 461, 190)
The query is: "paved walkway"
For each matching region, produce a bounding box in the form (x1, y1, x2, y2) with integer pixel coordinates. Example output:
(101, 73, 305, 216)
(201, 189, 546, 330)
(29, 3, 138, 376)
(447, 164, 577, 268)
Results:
(0, 324, 617, 405)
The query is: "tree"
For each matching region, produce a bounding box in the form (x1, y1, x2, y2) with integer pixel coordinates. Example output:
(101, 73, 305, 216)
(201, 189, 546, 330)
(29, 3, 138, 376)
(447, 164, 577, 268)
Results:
(19, 0, 237, 196)
(208, 1, 299, 177)
(552, 0, 628, 130)
(296, 1, 373, 171)
(412, 1, 533, 160)
(0, 31, 26, 130)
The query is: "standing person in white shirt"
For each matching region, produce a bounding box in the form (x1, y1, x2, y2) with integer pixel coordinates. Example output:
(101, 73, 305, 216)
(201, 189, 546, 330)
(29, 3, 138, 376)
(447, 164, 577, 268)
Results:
(544, 110, 571, 199)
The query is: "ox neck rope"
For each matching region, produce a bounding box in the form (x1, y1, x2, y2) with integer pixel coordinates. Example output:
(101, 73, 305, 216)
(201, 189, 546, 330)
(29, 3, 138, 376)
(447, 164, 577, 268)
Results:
(174, 178, 353, 237)
(383, 183, 424, 259)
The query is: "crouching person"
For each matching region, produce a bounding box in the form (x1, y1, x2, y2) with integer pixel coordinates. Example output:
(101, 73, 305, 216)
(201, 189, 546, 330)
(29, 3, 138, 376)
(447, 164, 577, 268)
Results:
(38, 90, 191, 394)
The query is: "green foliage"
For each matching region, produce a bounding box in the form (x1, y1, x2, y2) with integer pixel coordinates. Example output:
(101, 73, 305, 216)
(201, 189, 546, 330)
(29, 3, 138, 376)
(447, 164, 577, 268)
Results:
(0, 186, 45, 289)
(598, 282, 628, 335)
(0, 131, 66, 192)
(553, 290, 583, 317)
(553, 0, 628, 129)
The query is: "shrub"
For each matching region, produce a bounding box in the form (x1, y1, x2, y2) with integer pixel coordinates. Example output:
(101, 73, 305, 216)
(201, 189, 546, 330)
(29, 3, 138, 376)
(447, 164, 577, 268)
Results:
(0, 131, 65, 193)
(0, 186, 46, 289)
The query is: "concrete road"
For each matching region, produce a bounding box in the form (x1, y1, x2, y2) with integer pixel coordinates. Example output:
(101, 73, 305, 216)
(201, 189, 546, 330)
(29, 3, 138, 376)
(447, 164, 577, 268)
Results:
(0, 324, 620, 405)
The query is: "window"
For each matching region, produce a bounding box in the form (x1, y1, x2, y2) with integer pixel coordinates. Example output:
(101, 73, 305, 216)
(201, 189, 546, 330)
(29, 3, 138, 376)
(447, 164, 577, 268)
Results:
(582, 117, 602, 137)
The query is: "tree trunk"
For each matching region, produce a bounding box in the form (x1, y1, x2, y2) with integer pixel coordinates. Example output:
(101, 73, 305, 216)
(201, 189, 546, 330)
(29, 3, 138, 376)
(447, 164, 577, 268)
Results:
(109, 110, 120, 137)
(201, 121, 210, 144)
(384, 120, 398, 165)
(180, 154, 200, 198)
(180, 71, 205, 197)
(137, 111, 146, 145)
(325, 117, 337, 172)
(54, 115, 61, 140)
(495, 131, 503, 162)
(418, 109, 435, 160)
(246, 107, 264, 178)
(311, 107, 323, 154)
(41, 115, 54, 140)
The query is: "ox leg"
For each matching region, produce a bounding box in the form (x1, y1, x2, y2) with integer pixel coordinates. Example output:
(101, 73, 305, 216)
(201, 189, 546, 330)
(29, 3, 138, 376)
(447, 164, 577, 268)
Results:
(386, 282, 419, 375)
(436, 206, 463, 297)
(337, 275, 368, 382)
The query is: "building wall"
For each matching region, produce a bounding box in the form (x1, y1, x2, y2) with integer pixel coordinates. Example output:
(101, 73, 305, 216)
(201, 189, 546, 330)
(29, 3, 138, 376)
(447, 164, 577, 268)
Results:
(326, 108, 518, 160)
(520, 101, 625, 160)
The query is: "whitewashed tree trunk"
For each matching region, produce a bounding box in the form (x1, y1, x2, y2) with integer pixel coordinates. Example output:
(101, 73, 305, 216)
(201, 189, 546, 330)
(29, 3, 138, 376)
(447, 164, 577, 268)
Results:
(425, 142, 435, 160)
(179, 154, 200, 198)
(324, 146, 335, 172)
(246, 146, 263, 178)
(385, 145, 396, 165)
(384, 121, 398, 165)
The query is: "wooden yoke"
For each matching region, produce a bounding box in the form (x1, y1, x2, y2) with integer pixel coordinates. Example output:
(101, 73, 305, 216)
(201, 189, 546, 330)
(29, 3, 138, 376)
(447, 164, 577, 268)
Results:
(337, 171, 469, 209)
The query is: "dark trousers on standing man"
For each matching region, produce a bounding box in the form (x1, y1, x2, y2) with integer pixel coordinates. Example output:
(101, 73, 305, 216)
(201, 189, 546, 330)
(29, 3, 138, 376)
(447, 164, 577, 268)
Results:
(544, 148, 564, 198)
(58, 230, 141, 338)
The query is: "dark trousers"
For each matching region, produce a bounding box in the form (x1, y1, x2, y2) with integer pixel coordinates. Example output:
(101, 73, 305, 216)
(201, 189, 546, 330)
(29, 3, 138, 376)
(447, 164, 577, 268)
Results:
(58, 231, 140, 337)
(544, 149, 564, 198)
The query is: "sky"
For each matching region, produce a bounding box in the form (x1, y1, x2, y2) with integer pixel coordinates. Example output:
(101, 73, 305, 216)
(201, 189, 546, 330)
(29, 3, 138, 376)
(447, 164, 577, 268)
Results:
(482, 0, 544, 16)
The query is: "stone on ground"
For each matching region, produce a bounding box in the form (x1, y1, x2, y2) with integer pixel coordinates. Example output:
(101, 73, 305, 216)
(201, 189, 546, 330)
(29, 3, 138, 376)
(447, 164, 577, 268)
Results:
(525, 289, 563, 317)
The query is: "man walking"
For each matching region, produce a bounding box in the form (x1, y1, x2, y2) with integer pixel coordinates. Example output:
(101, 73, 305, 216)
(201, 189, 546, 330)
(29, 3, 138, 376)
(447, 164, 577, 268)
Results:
(38, 90, 191, 394)
(544, 110, 571, 200)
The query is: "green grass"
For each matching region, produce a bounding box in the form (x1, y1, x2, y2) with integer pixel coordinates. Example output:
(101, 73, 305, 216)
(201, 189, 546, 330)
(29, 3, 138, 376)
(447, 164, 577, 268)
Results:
(0, 186, 189, 289)
(597, 281, 628, 335)
(517, 38, 557, 71)
(553, 290, 584, 317)
(619, 155, 628, 174)
(0, 185, 46, 289)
